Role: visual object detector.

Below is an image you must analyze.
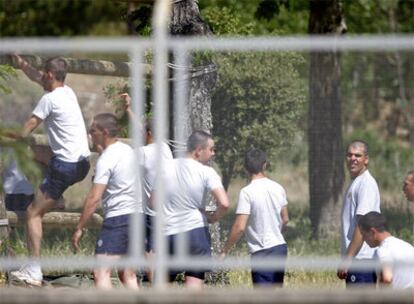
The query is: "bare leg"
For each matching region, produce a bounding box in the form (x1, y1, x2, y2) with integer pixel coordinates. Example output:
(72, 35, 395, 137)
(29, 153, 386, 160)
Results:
(185, 275, 204, 289)
(119, 268, 139, 290)
(144, 250, 154, 284)
(26, 189, 56, 257)
(94, 254, 116, 290)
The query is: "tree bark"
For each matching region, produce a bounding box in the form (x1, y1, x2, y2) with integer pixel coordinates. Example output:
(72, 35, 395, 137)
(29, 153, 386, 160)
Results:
(308, 0, 346, 239)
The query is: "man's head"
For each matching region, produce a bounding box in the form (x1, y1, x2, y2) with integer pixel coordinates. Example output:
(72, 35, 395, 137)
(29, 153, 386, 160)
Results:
(41, 57, 67, 91)
(244, 148, 267, 175)
(403, 171, 414, 202)
(187, 130, 215, 164)
(358, 211, 388, 248)
(89, 113, 118, 148)
(346, 140, 369, 178)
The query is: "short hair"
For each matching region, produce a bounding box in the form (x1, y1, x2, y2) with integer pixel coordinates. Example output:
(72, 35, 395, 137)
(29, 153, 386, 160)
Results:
(187, 130, 212, 152)
(244, 148, 267, 174)
(407, 171, 414, 183)
(358, 211, 387, 233)
(347, 139, 369, 156)
(93, 113, 119, 137)
(44, 57, 67, 82)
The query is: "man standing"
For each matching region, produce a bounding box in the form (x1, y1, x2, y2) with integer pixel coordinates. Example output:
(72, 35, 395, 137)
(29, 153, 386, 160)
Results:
(359, 212, 414, 289)
(403, 171, 414, 202)
(337, 140, 380, 286)
(220, 148, 289, 286)
(10, 55, 90, 286)
(160, 130, 229, 289)
(72, 113, 142, 290)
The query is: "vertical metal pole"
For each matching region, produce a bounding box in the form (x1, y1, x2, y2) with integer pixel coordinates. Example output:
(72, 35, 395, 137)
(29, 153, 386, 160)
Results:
(152, 0, 171, 289)
(129, 46, 145, 271)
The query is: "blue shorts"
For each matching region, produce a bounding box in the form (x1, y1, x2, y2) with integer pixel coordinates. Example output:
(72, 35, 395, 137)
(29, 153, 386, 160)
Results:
(145, 214, 154, 252)
(346, 259, 377, 286)
(5, 194, 34, 211)
(40, 157, 89, 201)
(251, 244, 288, 285)
(95, 214, 132, 255)
(168, 226, 212, 280)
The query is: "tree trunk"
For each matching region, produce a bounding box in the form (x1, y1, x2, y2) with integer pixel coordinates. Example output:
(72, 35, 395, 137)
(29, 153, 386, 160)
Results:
(308, 0, 346, 239)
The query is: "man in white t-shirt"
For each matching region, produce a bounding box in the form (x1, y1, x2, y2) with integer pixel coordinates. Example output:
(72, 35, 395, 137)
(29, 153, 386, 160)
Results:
(359, 211, 414, 289)
(220, 148, 289, 286)
(337, 140, 380, 286)
(138, 119, 173, 283)
(160, 130, 229, 289)
(9, 55, 90, 286)
(72, 113, 142, 290)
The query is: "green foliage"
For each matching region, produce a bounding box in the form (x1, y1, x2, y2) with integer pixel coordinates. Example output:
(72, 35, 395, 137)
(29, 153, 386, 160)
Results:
(0, 65, 17, 94)
(210, 49, 305, 188)
(0, 0, 127, 36)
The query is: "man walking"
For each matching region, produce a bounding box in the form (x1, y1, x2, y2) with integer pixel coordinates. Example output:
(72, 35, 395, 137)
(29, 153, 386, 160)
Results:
(72, 113, 142, 289)
(159, 130, 229, 289)
(337, 140, 380, 286)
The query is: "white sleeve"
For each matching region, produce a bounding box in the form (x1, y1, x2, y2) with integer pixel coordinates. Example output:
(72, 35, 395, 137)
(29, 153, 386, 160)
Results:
(356, 179, 380, 215)
(32, 94, 52, 120)
(236, 189, 251, 215)
(205, 167, 224, 191)
(376, 246, 393, 264)
(93, 155, 111, 185)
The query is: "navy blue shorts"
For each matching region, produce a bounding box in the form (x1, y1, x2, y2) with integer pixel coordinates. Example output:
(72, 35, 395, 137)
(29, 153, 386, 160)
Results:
(95, 214, 131, 255)
(5, 194, 34, 211)
(168, 226, 212, 280)
(145, 214, 154, 252)
(40, 157, 89, 201)
(251, 243, 288, 285)
(346, 259, 377, 286)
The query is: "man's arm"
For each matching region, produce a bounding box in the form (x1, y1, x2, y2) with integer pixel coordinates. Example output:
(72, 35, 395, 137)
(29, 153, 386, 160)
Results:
(220, 214, 249, 258)
(280, 206, 289, 231)
(337, 215, 364, 279)
(22, 115, 43, 138)
(206, 187, 230, 224)
(379, 264, 393, 285)
(72, 183, 106, 251)
(13, 54, 44, 86)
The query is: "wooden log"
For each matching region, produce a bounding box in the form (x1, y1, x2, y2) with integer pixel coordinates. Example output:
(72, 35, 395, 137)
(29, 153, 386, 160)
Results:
(7, 211, 103, 229)
(0, 198, 10, 244)
(0, 54, 151, 78)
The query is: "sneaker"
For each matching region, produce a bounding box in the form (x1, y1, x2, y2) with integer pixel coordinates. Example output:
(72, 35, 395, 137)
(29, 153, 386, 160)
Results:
(9, 268, 42, 287)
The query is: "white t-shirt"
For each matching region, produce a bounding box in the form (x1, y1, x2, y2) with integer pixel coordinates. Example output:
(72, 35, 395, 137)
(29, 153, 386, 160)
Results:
(138, 142, 173, 216)
(341, 170, 380, 259)
(163, 158, 223, 235)
(94, 141, 142, 219)
(32, 85, 90, 162)
(1, 148, 34, 195)
(236, 177, 287, 253)
(376, 236, 414, 289)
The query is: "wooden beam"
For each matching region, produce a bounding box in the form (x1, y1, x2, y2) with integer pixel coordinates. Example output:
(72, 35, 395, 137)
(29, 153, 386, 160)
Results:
(0, 54, 151, 77)
(7, 211, 103, 229)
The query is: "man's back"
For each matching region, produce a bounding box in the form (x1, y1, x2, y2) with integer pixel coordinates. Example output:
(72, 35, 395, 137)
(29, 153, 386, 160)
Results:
(236, 177, 287, 253)
(163, 158, 222, 235)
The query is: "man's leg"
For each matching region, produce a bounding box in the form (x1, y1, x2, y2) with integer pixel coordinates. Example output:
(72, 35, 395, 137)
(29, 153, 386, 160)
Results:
(26, 189, 56, 258)
(118, 268, 139, 290)
(93, 255, 114, 290)
(185, 275, 204, 289)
